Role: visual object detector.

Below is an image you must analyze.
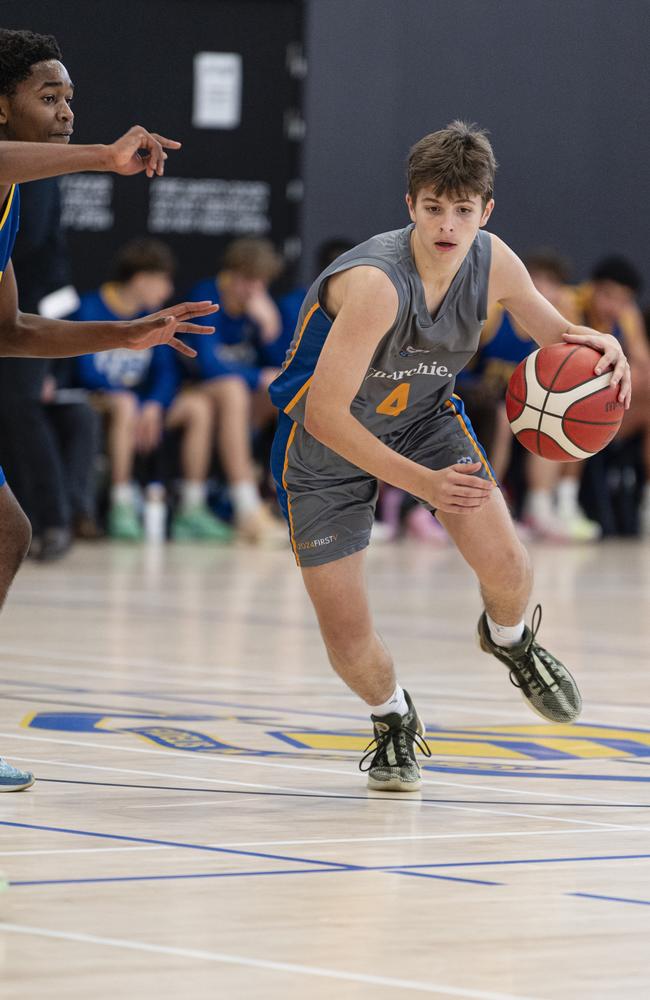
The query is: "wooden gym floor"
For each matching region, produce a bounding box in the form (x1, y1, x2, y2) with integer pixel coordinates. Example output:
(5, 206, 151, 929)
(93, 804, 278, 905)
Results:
(0, 536, 649, 999)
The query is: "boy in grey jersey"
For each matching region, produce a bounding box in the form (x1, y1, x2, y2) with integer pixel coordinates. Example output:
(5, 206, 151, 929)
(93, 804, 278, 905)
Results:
(269, 122, 631, 792)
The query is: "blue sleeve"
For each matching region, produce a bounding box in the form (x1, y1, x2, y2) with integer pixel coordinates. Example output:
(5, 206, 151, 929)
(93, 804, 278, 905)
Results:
(142, 346, 180, 408)
(75, 353, 113, 391)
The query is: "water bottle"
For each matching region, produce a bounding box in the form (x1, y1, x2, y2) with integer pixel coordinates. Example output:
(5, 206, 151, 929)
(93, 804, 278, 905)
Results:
(144, 482, 167, 542)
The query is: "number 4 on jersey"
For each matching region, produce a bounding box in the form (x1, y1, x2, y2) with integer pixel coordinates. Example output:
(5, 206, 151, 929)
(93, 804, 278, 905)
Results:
(376, 382, 410, 417)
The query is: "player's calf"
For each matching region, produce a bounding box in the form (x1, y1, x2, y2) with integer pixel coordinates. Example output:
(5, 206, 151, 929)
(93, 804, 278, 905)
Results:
(0, 485, 31, 609)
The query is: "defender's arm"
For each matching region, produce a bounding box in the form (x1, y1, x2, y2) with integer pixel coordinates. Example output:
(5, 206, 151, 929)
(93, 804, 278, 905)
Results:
(0, 126, 180, 184)
(489, 235, 631, 406)
(0, 260, 216, 359)
(304, 267, 493, 513)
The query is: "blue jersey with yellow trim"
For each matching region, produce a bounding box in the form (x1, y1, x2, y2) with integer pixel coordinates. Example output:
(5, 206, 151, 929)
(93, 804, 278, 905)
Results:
(0, 184, 20, 286)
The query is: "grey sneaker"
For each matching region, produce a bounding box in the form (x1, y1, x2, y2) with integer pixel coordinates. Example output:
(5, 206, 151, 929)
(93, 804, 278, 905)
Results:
(0, 758, 34, 791)
(478, 604, 582, 723)
(359, 690, 430, 792)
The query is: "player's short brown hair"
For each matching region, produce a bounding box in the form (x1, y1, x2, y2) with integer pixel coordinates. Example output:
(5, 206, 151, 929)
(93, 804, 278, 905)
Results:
(110, 238, 176, 283)
(407, 121, 497, 206)
(220, 238, 283, 283)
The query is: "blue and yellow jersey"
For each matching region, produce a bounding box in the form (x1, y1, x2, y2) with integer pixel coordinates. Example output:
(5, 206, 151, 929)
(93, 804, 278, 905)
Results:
(0, 184, 20, 285)
(571, 282, 634, 343)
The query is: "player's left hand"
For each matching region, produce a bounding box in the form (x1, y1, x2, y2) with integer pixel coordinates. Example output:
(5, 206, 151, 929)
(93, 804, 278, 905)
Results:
(124, 301, 218, 357)
(563, 327, 632, 408)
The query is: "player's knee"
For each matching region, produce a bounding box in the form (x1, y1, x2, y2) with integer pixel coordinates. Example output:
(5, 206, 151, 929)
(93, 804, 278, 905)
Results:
(184, 392, 212, 427)
(321, 618, 374, 663)
(111, 391, 139, 424)
(485, 538, 530, 593)
(212, 376, 250, 410)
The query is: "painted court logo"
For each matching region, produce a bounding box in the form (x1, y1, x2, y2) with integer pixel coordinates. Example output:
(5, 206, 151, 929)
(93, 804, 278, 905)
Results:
(20, 711, 650, 782)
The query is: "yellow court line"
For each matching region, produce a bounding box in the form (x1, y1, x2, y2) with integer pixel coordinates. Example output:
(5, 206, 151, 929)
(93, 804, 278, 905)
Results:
(281, 421, 300, 565)
(0, 184, 16, 231)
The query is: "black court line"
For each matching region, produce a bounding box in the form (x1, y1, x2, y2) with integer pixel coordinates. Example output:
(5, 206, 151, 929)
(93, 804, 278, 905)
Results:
(36, 777, 650, 809)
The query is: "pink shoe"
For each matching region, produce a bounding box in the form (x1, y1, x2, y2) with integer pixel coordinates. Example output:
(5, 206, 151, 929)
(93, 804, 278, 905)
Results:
(405, 505, 447, 545)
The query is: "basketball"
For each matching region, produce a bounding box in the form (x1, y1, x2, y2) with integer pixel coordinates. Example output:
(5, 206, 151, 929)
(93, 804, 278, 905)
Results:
(505, 343, 625, 461)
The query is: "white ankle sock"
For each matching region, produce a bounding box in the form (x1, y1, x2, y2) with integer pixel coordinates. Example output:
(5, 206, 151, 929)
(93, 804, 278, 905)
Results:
(556, 478, 580, 519)
(370, 684, 408, 718)
(526, 489, 554, 521)
(181, 480, 207, 510)
(486, 613, 525, 648)
(230, 481, 261, 519)
(111, 483, 135, 506)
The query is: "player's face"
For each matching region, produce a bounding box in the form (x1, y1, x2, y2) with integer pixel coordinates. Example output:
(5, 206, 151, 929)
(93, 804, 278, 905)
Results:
(591, 280, 634, 326)
(129, 272, 174, 312)
(0, 60, 74, 143)
(406, 188, 493, 264)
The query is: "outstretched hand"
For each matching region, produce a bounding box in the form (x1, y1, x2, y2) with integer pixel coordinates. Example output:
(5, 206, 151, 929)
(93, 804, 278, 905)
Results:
(123, 301, 218, 356)
(106, 126, 182, 178)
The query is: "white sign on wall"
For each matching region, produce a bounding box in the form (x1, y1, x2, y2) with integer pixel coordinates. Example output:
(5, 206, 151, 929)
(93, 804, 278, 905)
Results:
(192, 52, 242, 129)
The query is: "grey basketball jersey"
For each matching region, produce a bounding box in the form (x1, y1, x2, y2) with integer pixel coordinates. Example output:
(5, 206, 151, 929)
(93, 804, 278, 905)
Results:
(269, 224, 492, 436)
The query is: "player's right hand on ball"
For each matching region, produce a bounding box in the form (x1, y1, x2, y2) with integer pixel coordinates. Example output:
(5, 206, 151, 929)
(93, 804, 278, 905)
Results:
(105, 126, 182, 178)
(122, 301, 218, 357)
(426, 462, 494, 513)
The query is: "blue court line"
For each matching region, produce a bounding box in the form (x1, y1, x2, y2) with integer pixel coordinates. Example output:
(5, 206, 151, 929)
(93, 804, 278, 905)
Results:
(0, 821, 354, 870)
(389, 871, 501, 886)
(569, 892, 650, 908)
(9, 868, 499, 889)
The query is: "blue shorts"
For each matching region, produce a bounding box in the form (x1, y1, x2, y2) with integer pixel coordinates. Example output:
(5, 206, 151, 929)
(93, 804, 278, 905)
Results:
(0, 466, 5, 488)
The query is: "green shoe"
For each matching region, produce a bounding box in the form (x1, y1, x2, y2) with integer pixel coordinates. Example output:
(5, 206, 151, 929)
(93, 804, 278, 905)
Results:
(171, 505, 233, 542)
(108, 501, 143, 541)
(359, 691, 430, 792)
(478, 604, 582, 723)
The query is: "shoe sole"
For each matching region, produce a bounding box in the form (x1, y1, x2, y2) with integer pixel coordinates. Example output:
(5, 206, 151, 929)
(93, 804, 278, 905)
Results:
(477, 630, 581, 724)
(366, 712, 426, 793)
(0, 775, 35, 792)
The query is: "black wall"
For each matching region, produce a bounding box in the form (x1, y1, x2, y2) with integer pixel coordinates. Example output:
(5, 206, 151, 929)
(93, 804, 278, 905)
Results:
(2, 0, 303, 291)
(301, 0, 650, 295)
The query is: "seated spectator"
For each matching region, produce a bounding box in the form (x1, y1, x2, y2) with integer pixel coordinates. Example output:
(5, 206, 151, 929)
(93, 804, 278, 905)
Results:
(181, 237, 286, 543)
(70, 238, 230, 542)
(572, 257, 650, 534)
(462, 251, 600, 541)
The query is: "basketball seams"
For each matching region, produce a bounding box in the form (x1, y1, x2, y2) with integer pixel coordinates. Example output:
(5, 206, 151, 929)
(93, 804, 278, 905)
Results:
(535, 345, 580, 456)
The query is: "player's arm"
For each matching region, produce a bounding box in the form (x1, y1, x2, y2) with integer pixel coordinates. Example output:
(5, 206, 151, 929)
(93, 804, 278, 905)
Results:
(489, 235, 631, 406)
(0, 126, 181, 183)
(304, 267, 494, 513)
(0, 260, 216, 359)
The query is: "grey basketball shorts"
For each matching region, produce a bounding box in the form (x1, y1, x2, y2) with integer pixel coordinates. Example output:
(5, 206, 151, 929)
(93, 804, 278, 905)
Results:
(271, 394, 497, 568)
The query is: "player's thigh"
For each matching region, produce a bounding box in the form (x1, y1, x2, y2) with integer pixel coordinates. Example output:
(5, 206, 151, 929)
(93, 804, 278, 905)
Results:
(271, 418, 378, 568)
(436, 488, 529, 586)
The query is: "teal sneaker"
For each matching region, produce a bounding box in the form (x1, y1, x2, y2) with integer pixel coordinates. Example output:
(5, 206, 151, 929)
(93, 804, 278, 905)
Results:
(171, 505, 233, 542)
(478, 604, 582, 723)
(108, 501, 143, 541)
(0, 758, 34, 791)
(359, 690, 430, 792)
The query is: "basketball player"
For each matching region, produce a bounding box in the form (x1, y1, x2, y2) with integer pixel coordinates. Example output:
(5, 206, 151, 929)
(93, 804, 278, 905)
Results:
(269, 122, 631, 792)
(0, 28, 216, 790)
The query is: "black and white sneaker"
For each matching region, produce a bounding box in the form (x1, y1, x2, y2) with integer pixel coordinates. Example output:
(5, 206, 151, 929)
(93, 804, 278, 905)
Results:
(478, 604, 582, 723)
(359, 690, 430, 792)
